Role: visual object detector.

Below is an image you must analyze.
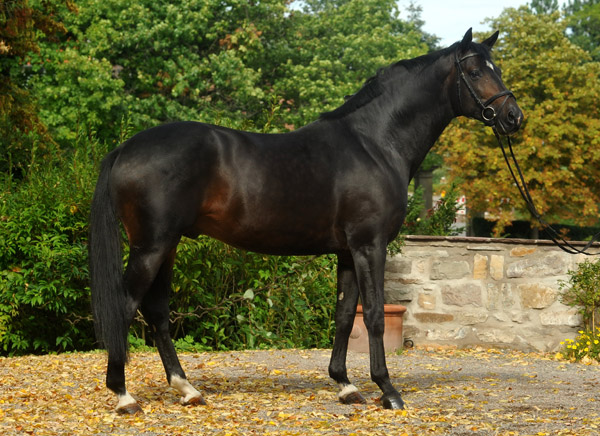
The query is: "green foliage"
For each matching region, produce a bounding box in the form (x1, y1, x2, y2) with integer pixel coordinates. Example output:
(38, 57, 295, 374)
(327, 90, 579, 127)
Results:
(559, 259, 600, 330)
(27, 0, 430, 139)
(28, 46, 127, 147)
(165, 238, 337, 350)
(127, 333, 155, 353)
(386, 237, 405, 257)
(272, 0, 429, 127)
(26, 0, 286, 142)
(401, 184, 464, 237)
(564, 0, 600, 61)
(0, 0, 75, 175)
(0, 139, 104, 355)
(173, 335, 210, 353)
(530, 0, 560, 14)
(386, 183, 464, 256)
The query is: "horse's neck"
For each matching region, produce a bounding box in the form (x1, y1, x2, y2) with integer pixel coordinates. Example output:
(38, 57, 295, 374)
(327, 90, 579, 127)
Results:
(348, 57, 456, 176)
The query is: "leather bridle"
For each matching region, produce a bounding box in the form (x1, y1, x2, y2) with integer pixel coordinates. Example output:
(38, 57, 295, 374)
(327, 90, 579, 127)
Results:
(455, 50, 515, 126)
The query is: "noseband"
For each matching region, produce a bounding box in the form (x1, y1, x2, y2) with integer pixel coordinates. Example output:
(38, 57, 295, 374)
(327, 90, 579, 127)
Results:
(455, 50, 515, 125)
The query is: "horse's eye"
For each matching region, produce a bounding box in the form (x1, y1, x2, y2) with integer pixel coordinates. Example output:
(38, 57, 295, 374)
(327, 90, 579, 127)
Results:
(469, 69, 482, 79)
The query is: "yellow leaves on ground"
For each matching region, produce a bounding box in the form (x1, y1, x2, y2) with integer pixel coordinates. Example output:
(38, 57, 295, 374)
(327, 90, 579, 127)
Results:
(0, 348, 600, 435)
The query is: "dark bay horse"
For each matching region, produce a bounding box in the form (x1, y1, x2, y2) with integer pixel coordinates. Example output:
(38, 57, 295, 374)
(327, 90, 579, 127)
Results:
(89, 29, 522, 414)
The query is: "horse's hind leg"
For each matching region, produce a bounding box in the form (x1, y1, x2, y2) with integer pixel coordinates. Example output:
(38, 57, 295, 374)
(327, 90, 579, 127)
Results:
(328, 252, 366, 405)
(106, 241, 179, 414)
(140, 248, 206, 406)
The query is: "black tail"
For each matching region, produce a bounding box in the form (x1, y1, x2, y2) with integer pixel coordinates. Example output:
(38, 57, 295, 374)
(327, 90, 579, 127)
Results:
(89, 148, 129, 364)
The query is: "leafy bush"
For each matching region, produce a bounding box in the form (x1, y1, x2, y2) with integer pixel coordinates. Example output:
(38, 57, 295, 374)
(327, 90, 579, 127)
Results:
(401, 183, 464, 237)
(147, 238, 337, 351)
(29, 46, 128, 148)
(0, 139, 104, 355)
(558, 259, 600, 363)
(559, 259, 600, 330)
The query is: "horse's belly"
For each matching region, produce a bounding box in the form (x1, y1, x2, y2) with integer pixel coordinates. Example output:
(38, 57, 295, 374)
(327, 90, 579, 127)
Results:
(191, 209, 342, 256)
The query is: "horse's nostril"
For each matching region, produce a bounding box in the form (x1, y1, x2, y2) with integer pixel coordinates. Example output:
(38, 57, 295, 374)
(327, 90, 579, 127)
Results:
(508, 110, 516, 122)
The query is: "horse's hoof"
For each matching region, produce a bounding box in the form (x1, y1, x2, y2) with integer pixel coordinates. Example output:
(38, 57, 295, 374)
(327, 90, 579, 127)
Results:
(381, 393, 405, 410)
(182, 394, 207, 406)
(340, 391, 367, 405)
(116, 402, 144, 415)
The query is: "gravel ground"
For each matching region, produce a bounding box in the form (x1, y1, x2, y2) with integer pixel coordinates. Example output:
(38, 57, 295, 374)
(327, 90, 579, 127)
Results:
(181, 347, 600, 434)
(1, 347, 599, 435)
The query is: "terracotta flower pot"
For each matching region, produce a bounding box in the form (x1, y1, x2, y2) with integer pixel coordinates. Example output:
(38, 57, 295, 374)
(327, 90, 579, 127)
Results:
(348, 304, 407, 353)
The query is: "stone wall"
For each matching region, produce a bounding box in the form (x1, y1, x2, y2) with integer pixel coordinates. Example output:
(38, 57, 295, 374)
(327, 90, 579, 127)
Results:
(384, 236, 595, 352)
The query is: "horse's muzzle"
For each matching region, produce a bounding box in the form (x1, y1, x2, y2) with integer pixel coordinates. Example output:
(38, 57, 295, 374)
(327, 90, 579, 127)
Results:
(496, 100, 523, 135)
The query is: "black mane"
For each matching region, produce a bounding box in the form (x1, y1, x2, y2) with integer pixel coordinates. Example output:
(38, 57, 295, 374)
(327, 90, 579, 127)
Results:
(319, 73, 384, 120)
(319, 43, 472, 120)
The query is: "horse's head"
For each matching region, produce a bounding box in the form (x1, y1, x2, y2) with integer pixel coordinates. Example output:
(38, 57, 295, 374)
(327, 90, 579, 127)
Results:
(453, 29, 523, 135)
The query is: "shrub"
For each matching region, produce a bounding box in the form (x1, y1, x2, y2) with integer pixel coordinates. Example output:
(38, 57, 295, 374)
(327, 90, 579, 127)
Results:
(0, 139, 104, 355)
(397, 182, 464, 237)
(418, 183, 464, 236)
(147, 238, 337, 351)
(559, 259, 600, 330)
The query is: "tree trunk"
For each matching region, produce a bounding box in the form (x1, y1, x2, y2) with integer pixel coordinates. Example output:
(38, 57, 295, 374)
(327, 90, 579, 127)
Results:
(414, 170, 433, 219)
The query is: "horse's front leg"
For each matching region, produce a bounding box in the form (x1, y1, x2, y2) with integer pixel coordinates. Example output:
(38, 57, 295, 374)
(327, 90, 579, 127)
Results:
(351, 242, 404, 410)
(329, 252, 366, 405)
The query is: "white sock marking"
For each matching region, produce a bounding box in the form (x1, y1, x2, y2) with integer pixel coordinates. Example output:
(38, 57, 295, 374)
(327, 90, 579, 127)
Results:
(116, 392, 137, 409)
(170, 374, 203, 404)
(338, 383, 359, 400)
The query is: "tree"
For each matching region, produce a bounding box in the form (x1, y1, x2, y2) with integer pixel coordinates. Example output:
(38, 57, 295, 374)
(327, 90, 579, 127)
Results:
(29, 0, 282, 143)
(530, 0, 560, 14)
(437, 7, 600, 235)
(564, 0, 600, 61)
(271, 0, 430, 127)
(0, 0, 75, 175)
(29, 0, 432, 142)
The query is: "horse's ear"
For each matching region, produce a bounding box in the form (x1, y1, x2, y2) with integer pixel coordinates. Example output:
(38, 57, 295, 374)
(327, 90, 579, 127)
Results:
(460, 28, 473, 51)
(482, 31, 499, 49)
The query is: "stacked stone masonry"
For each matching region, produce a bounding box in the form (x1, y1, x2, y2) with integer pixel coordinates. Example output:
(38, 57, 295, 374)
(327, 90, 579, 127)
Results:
(384, 236, 597, 352)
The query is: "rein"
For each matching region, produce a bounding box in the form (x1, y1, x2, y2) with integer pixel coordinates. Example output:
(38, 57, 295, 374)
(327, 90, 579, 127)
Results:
(493, 130, 600, 255)
(455, 49, 600, 255)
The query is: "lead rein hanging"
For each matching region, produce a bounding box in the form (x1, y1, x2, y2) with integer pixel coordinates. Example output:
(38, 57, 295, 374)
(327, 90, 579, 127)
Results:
(492, 128, 600, 255)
